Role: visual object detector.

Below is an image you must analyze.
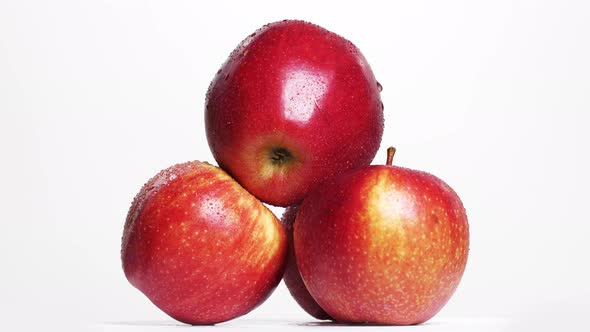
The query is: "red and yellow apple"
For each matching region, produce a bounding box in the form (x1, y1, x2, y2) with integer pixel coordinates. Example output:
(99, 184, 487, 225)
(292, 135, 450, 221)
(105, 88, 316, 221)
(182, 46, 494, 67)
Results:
(281, 206, 331, 320)
(121, 161, 287, 324)
(205, 20, 384, 207)
(294, 148, 469, 325)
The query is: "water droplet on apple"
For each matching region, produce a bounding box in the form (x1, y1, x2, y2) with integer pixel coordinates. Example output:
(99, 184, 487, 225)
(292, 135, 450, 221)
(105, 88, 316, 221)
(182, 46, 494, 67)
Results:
(376, 81, 383, 92)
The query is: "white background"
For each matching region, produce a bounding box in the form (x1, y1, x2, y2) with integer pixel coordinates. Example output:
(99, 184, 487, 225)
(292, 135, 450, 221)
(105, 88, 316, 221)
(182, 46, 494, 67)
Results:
(1, 0, 589, 331)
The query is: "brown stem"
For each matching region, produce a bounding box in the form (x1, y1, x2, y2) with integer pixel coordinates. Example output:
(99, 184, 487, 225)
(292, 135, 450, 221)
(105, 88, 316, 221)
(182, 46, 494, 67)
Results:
(386, 147, 396, 166)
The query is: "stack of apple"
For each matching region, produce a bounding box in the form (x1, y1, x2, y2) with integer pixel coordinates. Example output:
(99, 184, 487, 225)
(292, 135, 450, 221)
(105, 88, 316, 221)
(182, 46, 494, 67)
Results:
(121, 20, 469, 325)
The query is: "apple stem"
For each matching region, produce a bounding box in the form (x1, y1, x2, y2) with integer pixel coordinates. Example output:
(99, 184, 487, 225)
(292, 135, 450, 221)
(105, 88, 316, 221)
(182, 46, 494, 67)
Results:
(386, 147, 396, 166)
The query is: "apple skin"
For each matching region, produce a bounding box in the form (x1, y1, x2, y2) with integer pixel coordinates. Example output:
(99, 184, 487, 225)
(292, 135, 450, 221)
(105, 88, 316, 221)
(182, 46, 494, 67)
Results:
(205, 20, 384, 207)
(293, 150, 469, 325)
(121, 161, 288, 325)
(281, 207, 331, 320)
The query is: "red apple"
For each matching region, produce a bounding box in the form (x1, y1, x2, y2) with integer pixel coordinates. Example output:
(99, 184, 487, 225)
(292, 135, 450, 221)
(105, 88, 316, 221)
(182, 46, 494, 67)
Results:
(281, 206, 331, 320)
(294, 148, 469, 325)
(205, 20, 384, 207)
(121, 161, 287, 324)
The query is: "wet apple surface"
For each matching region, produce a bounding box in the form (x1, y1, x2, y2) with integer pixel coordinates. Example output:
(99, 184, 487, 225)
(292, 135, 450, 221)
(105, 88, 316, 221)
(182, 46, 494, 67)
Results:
(205, 20, 384, 207)
(122, 161, 288, 324)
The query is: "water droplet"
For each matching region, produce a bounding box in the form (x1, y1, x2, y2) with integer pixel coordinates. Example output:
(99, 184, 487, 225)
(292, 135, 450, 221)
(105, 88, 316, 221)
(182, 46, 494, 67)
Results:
(376, 81, 383, 92)
(224, 73, 229, 80)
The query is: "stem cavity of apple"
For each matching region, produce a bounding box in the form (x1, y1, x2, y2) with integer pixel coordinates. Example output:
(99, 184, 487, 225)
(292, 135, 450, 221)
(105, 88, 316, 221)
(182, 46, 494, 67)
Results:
(386, 147, 396, 166)
(270, 147, 294, 166)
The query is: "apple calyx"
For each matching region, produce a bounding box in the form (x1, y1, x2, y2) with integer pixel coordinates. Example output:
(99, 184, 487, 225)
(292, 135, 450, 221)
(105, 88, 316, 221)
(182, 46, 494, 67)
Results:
(269, 146, 294, 166)
(386, 146, 396, 166)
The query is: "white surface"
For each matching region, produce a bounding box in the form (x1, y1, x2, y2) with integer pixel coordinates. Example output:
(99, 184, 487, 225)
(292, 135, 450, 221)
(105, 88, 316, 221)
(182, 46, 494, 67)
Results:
(1, 0, 589, 331)
(92, 317, 511, 331)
